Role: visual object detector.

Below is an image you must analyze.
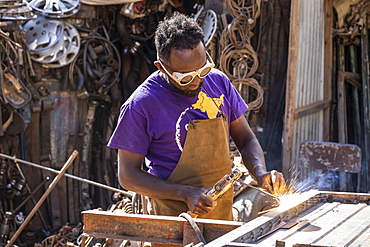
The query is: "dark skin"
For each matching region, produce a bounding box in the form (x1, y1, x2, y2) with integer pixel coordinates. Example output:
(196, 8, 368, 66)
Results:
(118, 42, 285, 217)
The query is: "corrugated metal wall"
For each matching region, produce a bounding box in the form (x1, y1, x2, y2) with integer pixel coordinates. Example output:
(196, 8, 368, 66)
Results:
(283, 0, 329, 180)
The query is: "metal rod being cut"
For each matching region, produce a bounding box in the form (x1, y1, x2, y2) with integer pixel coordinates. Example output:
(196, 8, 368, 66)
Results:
(0, 152, 133, 197)
(245, 183, 281, 201)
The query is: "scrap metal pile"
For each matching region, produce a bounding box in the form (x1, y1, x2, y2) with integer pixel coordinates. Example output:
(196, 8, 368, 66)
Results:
(0, 0, 134, 245)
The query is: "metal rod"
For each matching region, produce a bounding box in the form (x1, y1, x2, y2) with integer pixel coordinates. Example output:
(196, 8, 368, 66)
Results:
(245, 183, 281, 201)
(12, 177, 50, 214)
(14, 161, 50, 230)
(0, 152, 133, 197)
(6, 150, 78, 247)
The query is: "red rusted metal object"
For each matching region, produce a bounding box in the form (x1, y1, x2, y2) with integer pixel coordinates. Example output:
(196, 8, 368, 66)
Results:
(298, 141, 361, 173)
(82, 191, 370, 247)
(82, 210, 243, 246)
(298, 141, 362, 192)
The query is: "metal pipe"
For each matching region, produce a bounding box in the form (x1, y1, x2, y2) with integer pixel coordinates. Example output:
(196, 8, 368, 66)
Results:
(12, 177, 50, 214)
(6, 150, 78, 247)
(0, 153, 133, 197)
(14, 161, 50, 230)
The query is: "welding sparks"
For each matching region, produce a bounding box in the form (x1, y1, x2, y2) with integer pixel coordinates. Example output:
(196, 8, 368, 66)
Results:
(269, 167, 326, 212)
(256, 167, 322, 216)
(276, 190, 320, 211)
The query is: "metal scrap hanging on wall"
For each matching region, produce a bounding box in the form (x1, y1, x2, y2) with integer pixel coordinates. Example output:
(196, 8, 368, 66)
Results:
(333, 0, 370, 44)
(219, 0, 264, 112)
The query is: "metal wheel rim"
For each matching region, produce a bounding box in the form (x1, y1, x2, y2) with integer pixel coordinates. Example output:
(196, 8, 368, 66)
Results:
(42, 22, 80, 68)
(23, 16, 65, 52)
(196, 9, 217, 47)
(28, 0, 79, 16)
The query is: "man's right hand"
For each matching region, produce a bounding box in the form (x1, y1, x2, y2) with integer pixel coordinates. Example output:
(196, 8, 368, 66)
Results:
(184, 186, 217, 216)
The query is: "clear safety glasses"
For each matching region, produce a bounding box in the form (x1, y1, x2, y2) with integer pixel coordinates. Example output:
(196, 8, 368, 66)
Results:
(157, 51, 215, 86)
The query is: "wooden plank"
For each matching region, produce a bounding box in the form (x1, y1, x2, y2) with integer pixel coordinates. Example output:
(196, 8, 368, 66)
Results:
(323, 0, 333, 141)
(337, 68, 348, 143)
(294, 100, 330, 119)
(282, 0, 301, 178)
(360, 14, 370, 192)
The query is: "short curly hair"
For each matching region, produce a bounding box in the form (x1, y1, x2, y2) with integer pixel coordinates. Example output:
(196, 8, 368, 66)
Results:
(155, 12, 204, 62)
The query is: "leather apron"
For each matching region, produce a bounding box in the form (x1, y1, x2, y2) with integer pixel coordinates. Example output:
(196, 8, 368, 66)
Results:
(151, 116, 233, 220)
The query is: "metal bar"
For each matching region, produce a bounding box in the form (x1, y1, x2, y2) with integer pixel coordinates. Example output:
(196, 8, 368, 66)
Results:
(82, 210, 244, 245)
(6, 150, 78, 247)
(244, 184, 280, 201)
(0, 152, 133, 197)
(321, 191, 370, 204)
(82, 191, 370, 246)
(204, 190, 321, 246)
(14, 162, 50, 230)
(12, 177, 50, 214)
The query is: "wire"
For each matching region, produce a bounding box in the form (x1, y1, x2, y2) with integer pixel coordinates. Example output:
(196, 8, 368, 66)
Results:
(179, 212, 207, 244)
(218, 0, 264, 112)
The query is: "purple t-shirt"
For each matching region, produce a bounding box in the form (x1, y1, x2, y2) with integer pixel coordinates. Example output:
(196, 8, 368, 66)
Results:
(108, 69, 248, 180)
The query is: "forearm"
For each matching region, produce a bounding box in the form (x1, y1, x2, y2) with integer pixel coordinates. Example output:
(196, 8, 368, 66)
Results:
(118, 165, 192, 202)
(117, 149, 215, 215)
(238, 137, 268, 181)
(230, 116, 268, 182)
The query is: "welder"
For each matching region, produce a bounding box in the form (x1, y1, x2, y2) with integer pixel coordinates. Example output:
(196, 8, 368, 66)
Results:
(108, 12, 285, 220)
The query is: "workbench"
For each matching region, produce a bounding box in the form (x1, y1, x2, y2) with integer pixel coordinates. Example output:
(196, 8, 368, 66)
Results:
(81, 191, 370, 247)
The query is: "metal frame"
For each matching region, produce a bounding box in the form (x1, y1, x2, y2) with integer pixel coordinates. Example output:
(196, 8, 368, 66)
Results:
(82, 191, 370, 246)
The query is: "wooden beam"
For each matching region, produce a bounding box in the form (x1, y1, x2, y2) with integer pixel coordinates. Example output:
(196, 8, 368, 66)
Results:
(323, 0, 333, 141)
(282, 0, 301, 178)
(294, 99, 331, 119)
(361, 15, 370, 192)
(337, 71, 362, 144)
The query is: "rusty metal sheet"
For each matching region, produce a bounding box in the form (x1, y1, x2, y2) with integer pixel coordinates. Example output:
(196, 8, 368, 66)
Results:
(283, 0, 328, 179)
(298, 141, 361, 173)
(82, 210, 244, 245)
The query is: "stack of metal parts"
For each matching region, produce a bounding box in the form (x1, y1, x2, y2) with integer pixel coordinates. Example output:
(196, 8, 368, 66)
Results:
(0, 0, 35, 22)
(20, 0, 81, 68)
(22, 16, 80, 68)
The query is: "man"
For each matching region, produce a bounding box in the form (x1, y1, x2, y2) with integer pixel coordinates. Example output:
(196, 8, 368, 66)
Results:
(108, 12, 285, 220)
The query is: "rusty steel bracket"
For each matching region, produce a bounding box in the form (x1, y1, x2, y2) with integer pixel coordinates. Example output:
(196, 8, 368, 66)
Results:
(81, 210, 244, 246)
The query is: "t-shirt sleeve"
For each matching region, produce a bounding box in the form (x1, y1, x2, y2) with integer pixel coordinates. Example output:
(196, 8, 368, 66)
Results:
(107, 104, 150, 155)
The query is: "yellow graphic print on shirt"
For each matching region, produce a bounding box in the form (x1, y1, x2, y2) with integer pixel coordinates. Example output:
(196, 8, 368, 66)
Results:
(192, 91, 224, 119)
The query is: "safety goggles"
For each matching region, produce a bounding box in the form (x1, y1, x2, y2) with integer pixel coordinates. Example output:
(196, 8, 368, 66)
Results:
(157, 51, 215, 86)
